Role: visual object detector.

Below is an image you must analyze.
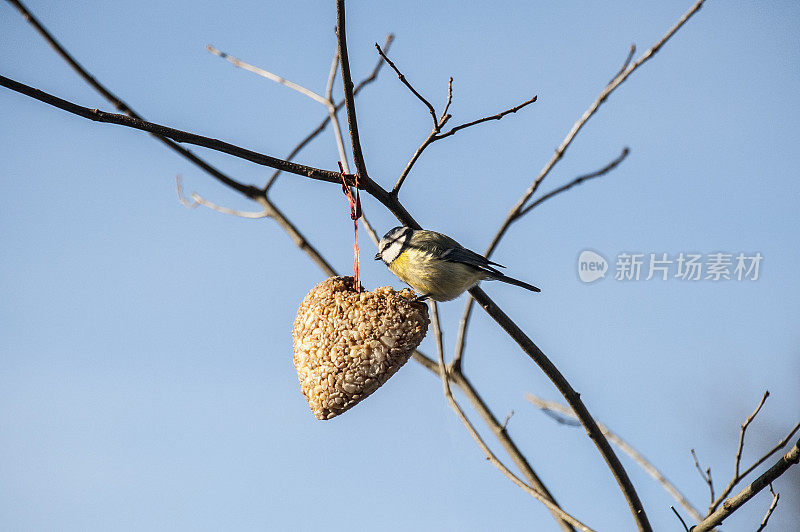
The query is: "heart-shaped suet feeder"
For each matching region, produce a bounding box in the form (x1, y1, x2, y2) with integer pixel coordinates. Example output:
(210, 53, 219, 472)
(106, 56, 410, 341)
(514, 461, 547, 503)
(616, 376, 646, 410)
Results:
(292, 276, 429, 420)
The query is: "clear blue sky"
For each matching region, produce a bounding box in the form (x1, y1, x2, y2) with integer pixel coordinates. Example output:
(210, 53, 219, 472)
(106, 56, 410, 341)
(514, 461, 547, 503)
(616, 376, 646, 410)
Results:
(2, 1, 799, 530)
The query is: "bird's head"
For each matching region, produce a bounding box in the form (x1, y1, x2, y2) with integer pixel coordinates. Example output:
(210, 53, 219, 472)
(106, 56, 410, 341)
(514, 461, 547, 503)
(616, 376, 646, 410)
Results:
(375, 226, 413, 264)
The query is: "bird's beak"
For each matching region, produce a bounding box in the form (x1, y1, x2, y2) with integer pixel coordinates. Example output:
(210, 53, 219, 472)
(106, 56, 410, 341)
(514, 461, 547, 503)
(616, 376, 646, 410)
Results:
(374, 253, 381, 261)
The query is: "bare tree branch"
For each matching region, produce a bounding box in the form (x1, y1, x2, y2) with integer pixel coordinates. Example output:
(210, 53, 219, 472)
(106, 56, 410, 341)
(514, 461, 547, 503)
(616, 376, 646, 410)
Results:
(375, 43, 438, 127)
(429, 304, 595, 532)
(0, 74, 352, 189)
(466, 284, 652, 532)
(391, 76, 453, 195)
(452, 0, 705, 389)
(516, 148, 630, 218)
(5, 0, 260, 197)
(376, 45, 537, 196)
(611, 44, 637, 84)
(207, 44, 330, 107)
(735, 391, 770, 480)
(738, 421, 800, 482)
(433, 95, 538, 141)
(451, 148, 629, 369)
(671, 506, 690, 532)
(324, 52, 351, 174)
(707, 392, 799, 515)
(206, 43, 350, 195)
(373, 43, 456, 195)
(335, 0, 369, 183)
(707, 390, 769, 513)
(692, 439, 800, 532)
(501, 0, 706, 243)
(405, 349, 575, 531)
(755, 484, 779, 532)
(527, 394, 704, 523)
(263, 34, 394, 192)
(177, 176, 268, 219)
(691, 449, 715, 506)
(212, 40, 385, 249)
(177, 177, 339, 276)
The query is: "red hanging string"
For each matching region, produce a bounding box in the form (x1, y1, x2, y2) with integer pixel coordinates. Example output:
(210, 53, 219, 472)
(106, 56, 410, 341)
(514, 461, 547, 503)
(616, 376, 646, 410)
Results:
(338, 162, 362, 292)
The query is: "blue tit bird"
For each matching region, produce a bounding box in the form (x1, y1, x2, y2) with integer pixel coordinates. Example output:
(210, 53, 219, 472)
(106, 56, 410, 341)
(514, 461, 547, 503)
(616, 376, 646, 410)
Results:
(374, 226, 540, 301)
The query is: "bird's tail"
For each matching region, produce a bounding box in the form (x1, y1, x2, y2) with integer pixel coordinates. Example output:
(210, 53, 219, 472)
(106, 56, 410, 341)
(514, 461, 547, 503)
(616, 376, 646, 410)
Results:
(493, 273, 541, 293)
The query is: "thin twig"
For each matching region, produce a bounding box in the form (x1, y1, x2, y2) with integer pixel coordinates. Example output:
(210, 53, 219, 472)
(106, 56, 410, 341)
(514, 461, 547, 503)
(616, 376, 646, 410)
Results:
(441, 76, 454, 118)
(450, 297, 473, 373)
(176, 175, 268, 218)
(708, 391, 770, 513)
(433, 95, 538, 141)
(263, 34, 393, 192)
(377, 43, 537, 195)
(755, 484, 779, 532)
(611, 44, 637, 84)
(392, 96, 452, 195)
(361, 213, 380, 247)
(736, 391, 771, 479)
(392, 83, 535, 195)
(527, 394, 704, 523)
(709, 393, 799, 515)
(739, 421, 800, 481)
(375, 44, 455, 195)
(375, 43, 438, 127)
(206, 45, 330, 107)
(324, 52, 350, 174)
(429, 304, 594, 532)
(254, 195, 339, 276)
(222, 40, 366, 236)
(692, 439, 800, 532)
(178, 176, 337, 274)
(501, 410, 514, 431)
(208, 44, 354, 177)
(671, 507, 690, 532)
(516, 148, 630, 218)
(312, 51, 381, 249)
(691, 449, 715, 506)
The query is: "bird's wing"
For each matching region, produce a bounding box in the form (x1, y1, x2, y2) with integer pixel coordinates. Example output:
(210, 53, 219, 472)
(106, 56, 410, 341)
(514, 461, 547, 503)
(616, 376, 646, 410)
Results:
(414, 231, 505, 274)
(442, 246, 505, 275)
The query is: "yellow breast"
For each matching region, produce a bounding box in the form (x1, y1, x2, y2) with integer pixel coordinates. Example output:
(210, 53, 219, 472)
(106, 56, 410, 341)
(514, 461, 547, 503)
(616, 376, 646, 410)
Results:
(388, 248, 486, 301)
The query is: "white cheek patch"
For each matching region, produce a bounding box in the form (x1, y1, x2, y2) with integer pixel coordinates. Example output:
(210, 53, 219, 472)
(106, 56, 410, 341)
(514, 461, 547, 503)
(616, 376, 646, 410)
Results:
(380, 228, 412, 264)
(383, 240, 405, 263)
